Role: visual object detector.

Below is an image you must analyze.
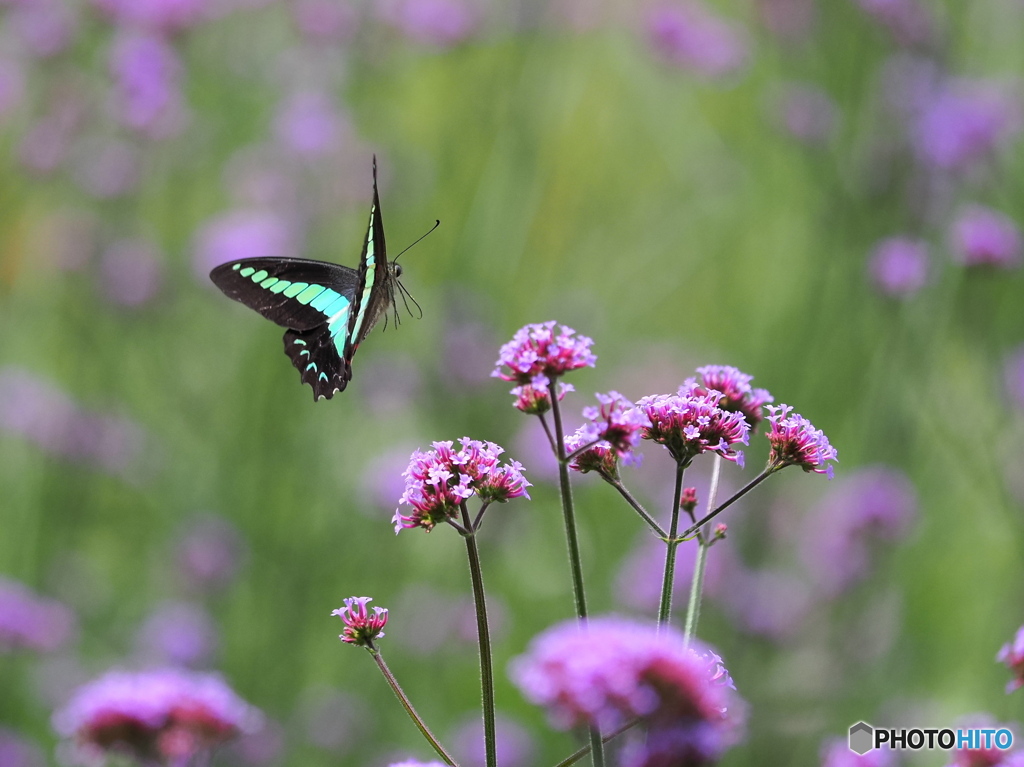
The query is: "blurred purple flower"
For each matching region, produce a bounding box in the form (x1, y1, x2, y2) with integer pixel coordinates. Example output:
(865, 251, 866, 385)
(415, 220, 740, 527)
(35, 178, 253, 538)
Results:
(135, 602, 218, 667)
(18, 94, 86, 175)
(946, 715, 1018, 767)
(361, 445, 422, 517)
(108, 31, 188, 137)
(98, 237, 164, 307)
(192, 210, 301, 280)
(0, 577, 76, 654)
(511, 617, 744, 763)
(615, 534, 731, 612)
(222, 146, 300, 210)
(451, 714, 535, 767)
(513, 419, 560, 484)
(820, 736, 896, 766)
(800, 465, 918, 596)
(949, 205, 1022, 270)
(53, 668, 262, 765)
(755, 0, 816, 41)
(717, 567, 814, 640)
(273, 90, 349, 158)
(0, 729, 44, 767)
(442, 319, 499, 390)
(913, 79, 1021, 173)
(71, 137, 140, 199)
(173, 514, 246, 593)
(1004, 346, 1024, 411)
(378, 0, 478, 47)
(776, 83, 838, 144)
(292, 0, 358, 43)
(0, 57, 26, 121)
(647, 2, 748, 80)
(358, 353, 423, 415)
(8, 0, 78, 58)
(868, 236, 929, 297)
(225, 717, 286, 766)
(998, 626, 1024, 694)
(92, 0, 211, 33)
(854, 0, 934, 47)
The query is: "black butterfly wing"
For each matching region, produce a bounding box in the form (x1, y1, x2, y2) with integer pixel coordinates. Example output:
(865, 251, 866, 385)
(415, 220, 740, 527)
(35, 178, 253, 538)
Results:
(283, 325, 351, 400)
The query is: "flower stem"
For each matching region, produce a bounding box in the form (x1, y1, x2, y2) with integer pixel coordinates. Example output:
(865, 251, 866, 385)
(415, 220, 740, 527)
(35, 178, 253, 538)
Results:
(369, 650, 458, 766)
(683, 454, 722, 647)
(658, 461, 686, 626)
(551, 719, 640, 767)
(461, 502, 497, 767)
(679, 470, 772, 539)
(610, 479, 667, 538)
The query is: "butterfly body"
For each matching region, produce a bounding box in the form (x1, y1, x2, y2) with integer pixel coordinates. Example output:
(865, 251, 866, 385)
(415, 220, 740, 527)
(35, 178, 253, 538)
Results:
(210, 159, 407, 401)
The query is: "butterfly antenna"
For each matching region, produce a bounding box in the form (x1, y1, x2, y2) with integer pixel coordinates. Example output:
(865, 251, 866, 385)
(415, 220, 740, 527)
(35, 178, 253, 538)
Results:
(397, 280, 423, 320)
(392, 219, 440, 263)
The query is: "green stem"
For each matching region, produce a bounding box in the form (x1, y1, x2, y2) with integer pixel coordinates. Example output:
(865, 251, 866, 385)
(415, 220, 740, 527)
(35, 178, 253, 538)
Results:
(460, 502, 497, 767)
(609, 479, 667, 538)
(678, 470, 772, 539)
(370, 650, 458, 766)
(552, 719, 640, 767)
(683, 455, 722, 646)
(658, 461, 686, 626)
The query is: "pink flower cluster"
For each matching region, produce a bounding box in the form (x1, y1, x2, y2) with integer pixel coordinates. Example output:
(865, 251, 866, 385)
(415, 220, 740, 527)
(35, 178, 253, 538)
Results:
(636, 382, 751, 467)
(492, 321, 596, 384)
(510, 379, 573, 415)
(393, 438, 530, 532)
(765, 404, 838, 478)
(694, 365, 774, 428)
(998, 626, 1024, 694)
(332, 597, 389, 647)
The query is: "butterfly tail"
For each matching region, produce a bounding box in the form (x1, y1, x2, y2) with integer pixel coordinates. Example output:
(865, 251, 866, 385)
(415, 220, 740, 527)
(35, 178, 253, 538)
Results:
(283, 326, 351, 401)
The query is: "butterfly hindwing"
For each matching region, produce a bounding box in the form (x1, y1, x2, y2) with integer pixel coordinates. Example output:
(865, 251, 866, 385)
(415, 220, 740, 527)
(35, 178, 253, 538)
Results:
(283, 325, 351, 400)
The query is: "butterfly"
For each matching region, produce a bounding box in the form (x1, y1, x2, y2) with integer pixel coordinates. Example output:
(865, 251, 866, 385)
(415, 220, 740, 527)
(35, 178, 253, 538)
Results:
(209, 158, 420, 401)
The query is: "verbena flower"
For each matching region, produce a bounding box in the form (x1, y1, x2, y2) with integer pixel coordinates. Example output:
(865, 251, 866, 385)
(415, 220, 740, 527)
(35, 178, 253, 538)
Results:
(0, 727, 45, 767)
(581, 391, 650, 454)
(509, 377, 573, 415)
(636, 382, 750, 467)
(273, 90, 346, 158)
(765, 405, 837, 478)
(0, 577, 76, 654)
(950, 205, 1022, 269)
(998, 626, 1024, 694)
(492, 321, 596, 384)
(945, 715, 1020, 767)
(646, 2, 748, 79)
(868, 237, 929, 298)
(52, 668, 261, 765)
(107, 31, 187, 138)
(565, 426, 619, 481)
(332, 597, 388, 647)
(192, 209, 301, 282)
(694, 365, 773, 429)
(510, 617, 743, 764)
(378, 0, 478, 48)
(680, 487, 698, 512)
(393, 438, 530, 532)
(135, 602, 218, 667)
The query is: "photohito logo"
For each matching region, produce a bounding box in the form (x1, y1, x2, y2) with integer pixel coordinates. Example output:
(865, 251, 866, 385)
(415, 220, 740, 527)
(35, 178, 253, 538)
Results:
(848, 721, 1014, 755)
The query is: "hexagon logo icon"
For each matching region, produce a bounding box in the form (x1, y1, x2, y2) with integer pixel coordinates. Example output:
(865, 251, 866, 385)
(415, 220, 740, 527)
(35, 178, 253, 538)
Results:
(849, 721, 874, 755)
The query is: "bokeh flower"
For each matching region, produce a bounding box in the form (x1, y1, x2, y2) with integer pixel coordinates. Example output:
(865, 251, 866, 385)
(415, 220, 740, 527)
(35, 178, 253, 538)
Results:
(273, 90, 347, 158)
(511, 617, 743, 764)
(53, 668, 261, 765)
(637, 382, 751, 467)
(92, 0, 212, 34)
(820, 735, 896, 766)
(332, 597, 388, 647)
(107, 32, 188, 138)
(378, 0, 478, 47)
(776, 83, 838, 145)
(0, 728, 44, 767)
(393, 438, 530, 532)
(450, 713, 535, 767)
(135, 602, 218, 667)
(868, 236, 929, 297)
(765, 404, 837, 478)
(493, 321, 596, 384)
(0, 577, 76, 654)
(8, 0, 79, 58)
(854, 0, 934, 47)
(292, 0, 359, 43)
(192, 210, 301, 280)
(949, 205, 1022, 270)
(173, 514, 246, 593)
(647, 1, 748, 79)
(97, 238, 164, 307)
(998, 626, 1024, 694)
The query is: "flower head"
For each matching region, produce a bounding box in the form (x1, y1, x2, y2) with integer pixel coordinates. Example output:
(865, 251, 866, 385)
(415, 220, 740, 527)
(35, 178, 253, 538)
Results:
(493, 321, 596, 384)
(998, 626, 1024, 694)
(765, 404, 837, 478)
(636, 383, 750, 467)
(565, 426, 619, 482)
(510, 617, 743, 763)
(694, 365, 773, 429)
(510, 377, 573, 415)
(332, 597, 388, 647)
(393, 438, 530, 532)
(868, 237, 930, 298)
(581, 391, 650, 455)
(950, 205, 1022, 270)
(52, 668, 261, 765)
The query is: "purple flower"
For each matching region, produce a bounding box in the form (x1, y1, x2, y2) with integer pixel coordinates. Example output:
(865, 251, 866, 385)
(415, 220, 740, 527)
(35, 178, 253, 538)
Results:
(509, 378, 573, 415)
(273, 90, 348, 158)
(820, 735, 896, 766)
(192, 210, 301, 281)
(694, 365, 773, 429)
(636, 382, 750, 467)
(493, 321, 596, 384)
(946, 715, 1018, 767)
(107, 32, 187, 138)
(450, 714, 536, 767)
(135, 602, 218, 667)
(913, 79, 1021, 173)
(71, 137, 140, 199)
(717, 566, 814, 640)
(332, 597, 388, 647)
(998, 626, 1024, 694)
(98, 238, 164, 307)
(0, 577, 76, 654)
(8, 0, 78, 58)
(0, 57, 26, 122)
(1005, 346, 1024, 411)
(868, 237, 929, 297)
(581, 391, 650, 455)
(18, 94, 85, 175)
(378, 0, 478, 47)
(510, 617, 743, 763)
(173, 514, 246, 593)
(92, 0, 212, 33)
(52, 668, 262, 765)
(854, 0, 934, 47)
(292, 0, 358, 43)
(776, 83, 838, 144)
(0, 728, 44, 767)
(646, 2, 748, 80)
(950, 205, 1022, 270)
(800, 465, 917, 596)
(393, 438, 530, 532)
(765, 404, 837, 478)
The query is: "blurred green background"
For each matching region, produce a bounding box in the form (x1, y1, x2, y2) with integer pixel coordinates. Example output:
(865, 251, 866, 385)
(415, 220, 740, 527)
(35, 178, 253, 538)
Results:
(2, 0, 1023, 764)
